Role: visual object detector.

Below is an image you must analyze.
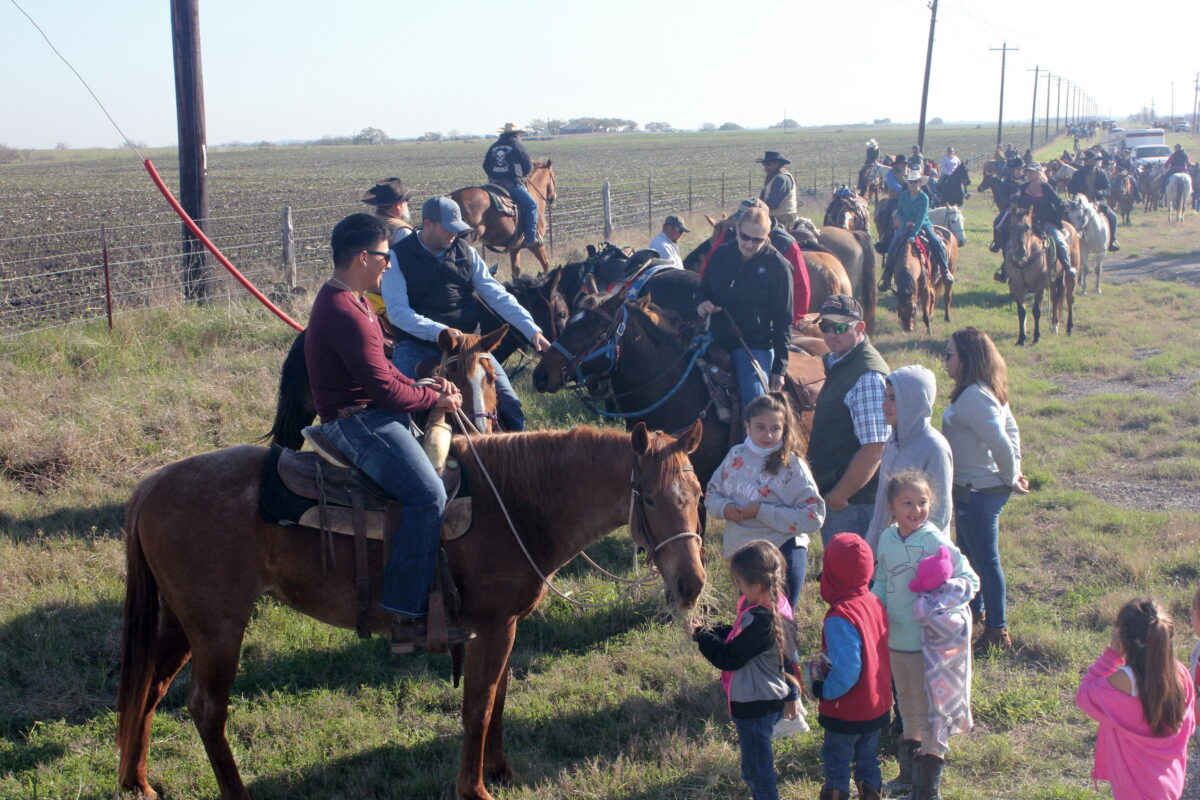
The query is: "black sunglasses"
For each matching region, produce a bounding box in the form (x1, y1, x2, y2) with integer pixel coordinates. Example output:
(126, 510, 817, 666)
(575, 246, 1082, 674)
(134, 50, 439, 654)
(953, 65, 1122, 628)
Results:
(738, 232, 766, 245)
(818, 321, 856, 334)
(363, 249, 390, 259)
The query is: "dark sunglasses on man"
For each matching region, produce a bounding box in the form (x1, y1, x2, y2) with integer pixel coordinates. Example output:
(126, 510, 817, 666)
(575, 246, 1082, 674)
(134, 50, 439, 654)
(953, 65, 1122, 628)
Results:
(818, 320, 856, 334)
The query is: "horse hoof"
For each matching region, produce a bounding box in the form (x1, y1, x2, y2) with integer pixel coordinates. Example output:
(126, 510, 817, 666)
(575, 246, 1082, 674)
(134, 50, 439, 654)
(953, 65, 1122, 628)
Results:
(1095, 287, 1102, 295)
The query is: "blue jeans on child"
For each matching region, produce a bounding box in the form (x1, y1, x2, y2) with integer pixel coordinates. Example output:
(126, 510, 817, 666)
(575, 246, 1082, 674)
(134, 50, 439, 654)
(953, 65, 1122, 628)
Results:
(778, 537, 808, 613)
(954, 487, 1011, 629)
(734, 710, 783, 800)
(732, 347, 772, 414)
(820, 503, 874, 546)
(391, 338, 525, 431)
(318, 409, 445, 617)
(821, 728, 882, 794)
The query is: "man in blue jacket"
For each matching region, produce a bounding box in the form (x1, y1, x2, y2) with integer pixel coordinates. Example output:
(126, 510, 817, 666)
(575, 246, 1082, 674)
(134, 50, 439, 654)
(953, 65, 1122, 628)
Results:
(483, 123, 540, 246)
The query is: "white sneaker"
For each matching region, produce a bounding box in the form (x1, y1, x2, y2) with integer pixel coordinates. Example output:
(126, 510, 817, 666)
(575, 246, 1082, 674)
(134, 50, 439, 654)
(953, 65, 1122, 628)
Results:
(771, 714, 810, 739)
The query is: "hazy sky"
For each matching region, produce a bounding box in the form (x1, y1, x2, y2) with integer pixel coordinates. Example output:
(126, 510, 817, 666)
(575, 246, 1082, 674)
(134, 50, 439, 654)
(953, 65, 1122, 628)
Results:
(2, 0, 1198, 149)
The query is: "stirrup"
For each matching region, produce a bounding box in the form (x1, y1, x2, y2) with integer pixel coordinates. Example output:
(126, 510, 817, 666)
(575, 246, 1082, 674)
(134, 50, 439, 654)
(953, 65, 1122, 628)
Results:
(302, 426, 352, 468)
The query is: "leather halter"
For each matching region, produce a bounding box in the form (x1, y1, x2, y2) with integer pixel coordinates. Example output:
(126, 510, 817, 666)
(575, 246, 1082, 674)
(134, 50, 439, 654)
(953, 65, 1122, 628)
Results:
(549, 303, 628, 388)
(629, 462, 702, 565)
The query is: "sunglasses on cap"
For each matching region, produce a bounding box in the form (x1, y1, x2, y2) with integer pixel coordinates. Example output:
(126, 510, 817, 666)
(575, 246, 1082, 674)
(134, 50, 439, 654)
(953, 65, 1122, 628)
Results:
(818, 320, 857, 334)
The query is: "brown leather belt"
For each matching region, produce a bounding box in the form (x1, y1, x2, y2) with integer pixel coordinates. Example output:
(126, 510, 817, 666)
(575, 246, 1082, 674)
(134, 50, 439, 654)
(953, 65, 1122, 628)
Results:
(337, 403, 372, 419)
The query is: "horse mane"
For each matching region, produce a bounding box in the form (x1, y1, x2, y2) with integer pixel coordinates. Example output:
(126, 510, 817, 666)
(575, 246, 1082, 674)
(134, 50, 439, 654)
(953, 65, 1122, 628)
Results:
(458, 426, 690, 536)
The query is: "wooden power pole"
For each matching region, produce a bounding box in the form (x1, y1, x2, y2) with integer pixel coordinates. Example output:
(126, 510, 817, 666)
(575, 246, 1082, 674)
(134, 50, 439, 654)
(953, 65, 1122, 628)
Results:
(990, 42, 1018, 147)
(1027, 65, 1039, 153)
(916, 0, 938, 151)
(171, 0, 210, 302)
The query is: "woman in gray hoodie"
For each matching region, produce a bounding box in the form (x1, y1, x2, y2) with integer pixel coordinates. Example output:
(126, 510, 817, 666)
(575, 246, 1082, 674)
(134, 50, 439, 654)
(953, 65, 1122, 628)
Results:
(865, 365, 954, 552)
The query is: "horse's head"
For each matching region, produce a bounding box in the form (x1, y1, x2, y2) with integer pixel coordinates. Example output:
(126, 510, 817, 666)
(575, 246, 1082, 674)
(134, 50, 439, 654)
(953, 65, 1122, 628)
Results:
(894, 242, 922, 333)
(1008, 206, 1036, 264)
(531, 291, 625, 393)
(513, 268, 568, 342)
(532, 159, 555, 206)
(629, 420, 706, 610)
(436, 326, 507, 432)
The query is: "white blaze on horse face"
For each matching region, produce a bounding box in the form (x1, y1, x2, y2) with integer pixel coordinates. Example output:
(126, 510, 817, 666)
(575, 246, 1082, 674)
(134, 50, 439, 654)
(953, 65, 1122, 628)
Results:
(468, 363, 488, 432)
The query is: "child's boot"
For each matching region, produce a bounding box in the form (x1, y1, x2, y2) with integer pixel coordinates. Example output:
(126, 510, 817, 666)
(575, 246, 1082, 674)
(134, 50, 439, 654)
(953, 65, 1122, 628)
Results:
(910, 753, 944, 800)
(856, 780, 882, 800)
(881, 739, 920, 795)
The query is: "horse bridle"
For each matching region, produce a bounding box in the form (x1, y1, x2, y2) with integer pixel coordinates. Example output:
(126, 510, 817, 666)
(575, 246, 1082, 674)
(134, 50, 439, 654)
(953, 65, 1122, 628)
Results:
(629, 462, 702, 565)
(526, 165, 555, 207)
(435, 352, 498, 433)
(549, 303, 628, 388)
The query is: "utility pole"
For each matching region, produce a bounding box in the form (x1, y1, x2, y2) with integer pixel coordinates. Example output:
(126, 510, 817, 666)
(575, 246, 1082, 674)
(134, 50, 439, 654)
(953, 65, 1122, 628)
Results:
(170, 0, 210, 302)
(1055, 77, 1062, 134)
(1044, 71, 1052, 144)
(916, 0, 938, 151)
(1171, 81, 1174, 125)
(1193, 72, 1198, 134)
(1027, 65, 1040, 153)
(990, 42, 1018, 147)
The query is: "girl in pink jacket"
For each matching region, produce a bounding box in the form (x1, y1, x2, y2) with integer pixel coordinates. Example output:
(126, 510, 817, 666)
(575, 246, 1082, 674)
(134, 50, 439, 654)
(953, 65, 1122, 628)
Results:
(1075, 598, 1196, 800)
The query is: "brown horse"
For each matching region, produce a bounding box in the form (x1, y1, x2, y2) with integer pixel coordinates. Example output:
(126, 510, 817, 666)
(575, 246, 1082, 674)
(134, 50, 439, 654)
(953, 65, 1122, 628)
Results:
(1110, 172, 1136, 226)
(822, 191, 871, 232)
(1003, 206, 1077, 345)
(977, 165, 1010, 211)
(804, 250, 854, 312)
(892, 227, 957, 334)
(815, 226, 878, 335)
(116, 423, 706, 800)
(450, 161, 556, 278)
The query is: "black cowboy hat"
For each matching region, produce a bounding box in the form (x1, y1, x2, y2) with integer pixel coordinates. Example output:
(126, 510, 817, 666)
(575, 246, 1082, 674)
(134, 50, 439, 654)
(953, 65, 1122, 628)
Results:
(361, 178, 416, 207)
(892, 155, 907, 166)
(756, 151, 791, 165)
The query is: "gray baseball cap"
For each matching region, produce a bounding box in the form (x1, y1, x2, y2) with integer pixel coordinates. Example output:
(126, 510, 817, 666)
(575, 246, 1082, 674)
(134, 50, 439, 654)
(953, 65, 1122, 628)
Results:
(422, 196, 471, 234)
(664, 214, 690, 232)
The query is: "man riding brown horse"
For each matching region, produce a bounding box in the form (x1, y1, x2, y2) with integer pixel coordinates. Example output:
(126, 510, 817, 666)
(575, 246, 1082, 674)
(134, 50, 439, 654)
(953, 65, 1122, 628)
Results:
(306, 213, 469, 651)
(483, 123, 541, 246)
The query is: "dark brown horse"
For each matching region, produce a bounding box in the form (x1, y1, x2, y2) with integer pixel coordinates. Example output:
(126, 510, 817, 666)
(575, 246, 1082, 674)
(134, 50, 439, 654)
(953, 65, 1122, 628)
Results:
(117, 423, 706, 800)
(477, 268, 569, 365)
(892, 226, 957, 334)
(532, 293, 823, 488)
(450, 161, 556, 278)
(1003, 206, 1077, 345)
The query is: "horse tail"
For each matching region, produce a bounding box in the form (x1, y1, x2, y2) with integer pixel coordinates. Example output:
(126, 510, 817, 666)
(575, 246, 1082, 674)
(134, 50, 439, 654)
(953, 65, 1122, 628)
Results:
(852, 230, 878, 335)
(263, 331, 313, 450)
(116, 474, 164, 765)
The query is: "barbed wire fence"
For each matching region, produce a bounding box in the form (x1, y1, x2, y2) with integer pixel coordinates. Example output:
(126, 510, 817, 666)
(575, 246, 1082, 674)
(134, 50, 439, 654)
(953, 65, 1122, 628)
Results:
(0, 134, 1039, 345)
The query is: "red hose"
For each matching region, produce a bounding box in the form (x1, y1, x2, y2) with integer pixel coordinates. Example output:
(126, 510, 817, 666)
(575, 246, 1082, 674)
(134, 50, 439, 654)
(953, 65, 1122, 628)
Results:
(143, 159, 304, 332)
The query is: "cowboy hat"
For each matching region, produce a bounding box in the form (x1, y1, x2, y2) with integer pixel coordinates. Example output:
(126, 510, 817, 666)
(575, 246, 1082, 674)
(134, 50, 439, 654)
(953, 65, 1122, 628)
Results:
(497, 122, 526, 134)
(361, 178, 416, 207)
(756, 150, 791, 165)
(905, 168, 928, 184)
(866, 139, 878, 147)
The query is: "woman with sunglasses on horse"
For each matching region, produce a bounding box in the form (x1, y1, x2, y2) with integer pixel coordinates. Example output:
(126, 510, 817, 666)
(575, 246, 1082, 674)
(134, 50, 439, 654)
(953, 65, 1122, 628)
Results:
(941, 327, 1029, 654)
(696, 200, 794, 413)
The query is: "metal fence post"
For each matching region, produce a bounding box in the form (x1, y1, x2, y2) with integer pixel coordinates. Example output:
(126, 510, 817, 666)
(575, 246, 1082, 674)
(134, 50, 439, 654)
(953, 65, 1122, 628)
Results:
(281, 206, 296, 287)
(647, 176, 653, 236)
(602, 181, 613, 240)
(721, 172, 726, 208)
(688, 174, 693, 213)
(101, 223, 113, 331)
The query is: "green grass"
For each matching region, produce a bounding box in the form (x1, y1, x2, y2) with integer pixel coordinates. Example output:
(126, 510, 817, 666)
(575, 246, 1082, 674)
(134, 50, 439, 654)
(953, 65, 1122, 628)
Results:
(3, 131, 1200, 798)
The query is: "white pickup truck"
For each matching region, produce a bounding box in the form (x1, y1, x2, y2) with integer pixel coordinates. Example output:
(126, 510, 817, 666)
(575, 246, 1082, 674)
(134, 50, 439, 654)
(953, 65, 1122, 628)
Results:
(1122, 129, 1169, 168)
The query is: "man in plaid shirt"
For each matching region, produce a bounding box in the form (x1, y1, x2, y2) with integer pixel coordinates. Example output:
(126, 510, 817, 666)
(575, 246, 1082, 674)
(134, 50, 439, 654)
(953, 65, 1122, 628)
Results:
(806, 295, 891, 544)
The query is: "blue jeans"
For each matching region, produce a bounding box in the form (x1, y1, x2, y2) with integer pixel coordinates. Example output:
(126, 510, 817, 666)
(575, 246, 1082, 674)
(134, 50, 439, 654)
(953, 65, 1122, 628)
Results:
(391, 338, 525, 431)
(734, 710, 782, 800)
(1042, 225, 1072, 270)
(319, 409, 445, 617)
(821, 728, 882, 794)
(954, 488, 1011, 629)
(503, 180, 539, 241)
(820, 503, 874, 546)
(778, 538, 808, 613)
(732, 347, 772, 414)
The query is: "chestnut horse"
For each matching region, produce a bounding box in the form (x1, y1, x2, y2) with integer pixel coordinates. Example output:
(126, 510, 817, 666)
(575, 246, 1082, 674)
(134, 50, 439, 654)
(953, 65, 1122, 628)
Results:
(116, 423, 706, 800)
(450, 161, 556, 278)
(1003, 206, 1077, 345)
(1109, 172, 1136, 226)
(892, 226, 958, 334)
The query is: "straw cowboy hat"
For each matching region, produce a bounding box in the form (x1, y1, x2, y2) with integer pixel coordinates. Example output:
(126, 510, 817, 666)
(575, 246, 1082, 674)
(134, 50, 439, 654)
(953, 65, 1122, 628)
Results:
(866, 139, 878, 148)
(905, 168, 928, 184)
(755, 150, 791, 165)
(497, 122, 526, 134)
(361, 178, 416, 207)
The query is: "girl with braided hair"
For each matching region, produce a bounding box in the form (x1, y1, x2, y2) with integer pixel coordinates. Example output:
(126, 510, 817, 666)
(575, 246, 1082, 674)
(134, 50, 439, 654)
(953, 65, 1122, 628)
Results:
(692, 540, 801, 800)
(1076, 597, 1196, 800)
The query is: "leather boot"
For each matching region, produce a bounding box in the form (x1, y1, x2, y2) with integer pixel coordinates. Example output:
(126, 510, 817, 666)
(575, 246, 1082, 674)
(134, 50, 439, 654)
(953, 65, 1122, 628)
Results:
(391, 617, 475, 654)
(819, 787, 851, 800)
(910, 753, 944, 800)
(881, 739, 920, 796)
(973, 626, 1013, 656)
(857, 779, 883, 800)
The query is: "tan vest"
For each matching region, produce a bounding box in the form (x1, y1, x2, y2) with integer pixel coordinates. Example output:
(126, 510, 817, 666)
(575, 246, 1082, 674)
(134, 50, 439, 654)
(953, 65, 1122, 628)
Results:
(763, 169, 798, 217)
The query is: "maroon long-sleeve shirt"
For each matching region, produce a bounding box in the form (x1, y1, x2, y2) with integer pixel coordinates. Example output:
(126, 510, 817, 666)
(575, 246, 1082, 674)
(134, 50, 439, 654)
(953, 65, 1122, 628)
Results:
(305, 282, 438, 422)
